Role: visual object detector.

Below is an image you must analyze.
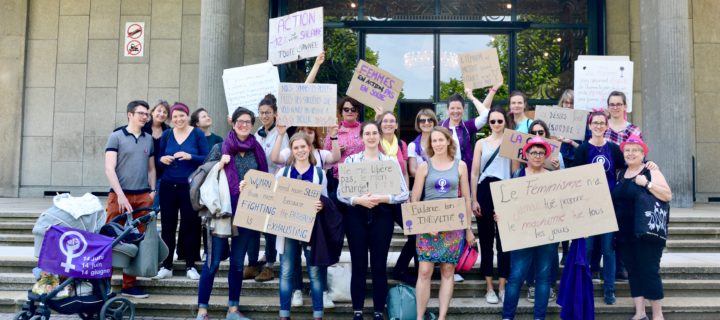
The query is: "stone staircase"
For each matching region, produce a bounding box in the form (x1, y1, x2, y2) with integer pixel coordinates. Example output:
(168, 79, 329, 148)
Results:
(0, 198, 719, 319)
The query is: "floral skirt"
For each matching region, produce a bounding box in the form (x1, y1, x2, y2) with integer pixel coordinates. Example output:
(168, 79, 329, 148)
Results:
(416, 229, 465, 264)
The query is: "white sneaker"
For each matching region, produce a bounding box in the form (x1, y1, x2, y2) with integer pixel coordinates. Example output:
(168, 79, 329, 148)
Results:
(485, 290, 499, 304)
(186, 267, 200, 280)
(549, 288, 556, 302)
(498, 290, 505, 302)
(323, 291, 335, 309)
(153, 267, 173, 280)
(291, 290, 303, 307)
(454, 274, 464, 282)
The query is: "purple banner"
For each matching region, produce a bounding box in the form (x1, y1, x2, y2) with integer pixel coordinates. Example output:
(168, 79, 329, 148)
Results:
(38, 226, 113, 279)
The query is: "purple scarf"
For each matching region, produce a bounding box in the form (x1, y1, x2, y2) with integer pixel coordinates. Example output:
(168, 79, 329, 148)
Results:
(222, 131, 268, 208)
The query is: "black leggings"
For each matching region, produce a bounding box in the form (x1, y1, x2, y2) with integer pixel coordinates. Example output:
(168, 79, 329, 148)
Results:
(345, 204, 395, 312)
(477, 177, 511, 279)
(392, 207, 417, 275)
(159, 181, 201, 269)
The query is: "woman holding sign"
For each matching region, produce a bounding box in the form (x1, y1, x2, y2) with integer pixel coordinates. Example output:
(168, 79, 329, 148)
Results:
(324, 97, 365, 200)
(413, 126, 475, 320)
(336, 121, 409, 320)
(470, 108, 512, 304)
(195, 107, 268, 320)
(612, 136, 671, 320)
(274, 132, 331, 320)
(500, 136, 558, 320)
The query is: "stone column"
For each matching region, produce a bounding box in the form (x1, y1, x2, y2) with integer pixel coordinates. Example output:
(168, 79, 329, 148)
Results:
(198, 0, 239, 138)
(640, 0, 694, 207)
(0, 0, 27, 197)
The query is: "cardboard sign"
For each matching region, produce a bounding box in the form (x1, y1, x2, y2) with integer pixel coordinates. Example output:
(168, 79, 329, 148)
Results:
(233, 170, 323, 242)
(534, 106, 590, 141)
(222, 62, 280, 117)
(499, 129, 562, 170)
(490, 163, 618, 251)
(401, 198, 470, 235)
(458, 49, 504, 90)
(574, 56, 634, 112)
(124, 22, 144, 57)
(268, 7, 324, 65)
(277, 82, 337, 127)
(346, 60, 405, 112)
(338, 161, 402, 197)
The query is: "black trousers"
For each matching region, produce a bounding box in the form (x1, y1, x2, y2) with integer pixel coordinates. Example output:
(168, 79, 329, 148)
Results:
(477, 177, 511, 279)
(392, 207, 417, 275)
(344, 204, 395, 312)
(159, 181, 201, 269)
(617, 240, 664, 300)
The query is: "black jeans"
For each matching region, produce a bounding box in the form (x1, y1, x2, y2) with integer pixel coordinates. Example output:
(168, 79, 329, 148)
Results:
(159, 181, 200, 269)
(477, 177, 510, 278)
(345, 204, 395, 312)
(617, 240, 664, 300)
(392, 208, 417, 276)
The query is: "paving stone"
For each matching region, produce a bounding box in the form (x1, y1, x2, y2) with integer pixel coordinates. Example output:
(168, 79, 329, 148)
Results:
(57, 15, 89, 63)
(22, 88, 55, 137)
(87, 40, 119, 87)
(28, 0, 59, 40)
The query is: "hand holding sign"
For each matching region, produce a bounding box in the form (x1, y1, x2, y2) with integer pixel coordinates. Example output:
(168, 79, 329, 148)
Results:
(346, 60, 405, 112)
(268, 7, 324, 64)
(401, 198, 471, 235)
(459, 49, 504, 90)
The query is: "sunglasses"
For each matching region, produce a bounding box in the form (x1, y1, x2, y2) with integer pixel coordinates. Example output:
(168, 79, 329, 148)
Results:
(342, 107, 358, 113)
(417, 118, 434, 124)
(489, 119, 504, 125)
(530, 130, 546, 136)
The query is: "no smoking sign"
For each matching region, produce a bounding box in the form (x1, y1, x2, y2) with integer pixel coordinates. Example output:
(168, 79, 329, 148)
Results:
(124, 22, 145, 57)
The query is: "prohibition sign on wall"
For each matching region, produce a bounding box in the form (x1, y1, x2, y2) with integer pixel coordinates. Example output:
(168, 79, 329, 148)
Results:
(124, 22, 145, 57)
(127, 23, 143, 39)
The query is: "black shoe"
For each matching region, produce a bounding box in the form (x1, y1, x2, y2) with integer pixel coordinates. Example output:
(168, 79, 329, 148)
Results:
(373, 312, 384, 320)
(616, 271, 629, 282)
(353, 311, 363, 320)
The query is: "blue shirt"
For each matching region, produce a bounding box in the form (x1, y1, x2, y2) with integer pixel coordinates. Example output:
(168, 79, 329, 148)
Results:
(158, 127, 209, 184)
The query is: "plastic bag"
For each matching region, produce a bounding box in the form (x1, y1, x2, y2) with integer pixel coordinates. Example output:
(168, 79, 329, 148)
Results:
(327, 263, 352, 302)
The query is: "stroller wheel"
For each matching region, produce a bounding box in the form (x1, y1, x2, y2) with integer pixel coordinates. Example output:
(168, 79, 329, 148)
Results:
(13, 310, 32, 320)
(28, 315, 47, 320)
(100, 297, 135, 320)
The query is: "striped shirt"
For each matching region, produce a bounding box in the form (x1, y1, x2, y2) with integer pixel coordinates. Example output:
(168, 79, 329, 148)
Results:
(605, 122, 643, 145)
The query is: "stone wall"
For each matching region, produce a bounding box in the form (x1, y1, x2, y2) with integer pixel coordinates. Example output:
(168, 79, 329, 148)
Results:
(20, 0, 201, 196)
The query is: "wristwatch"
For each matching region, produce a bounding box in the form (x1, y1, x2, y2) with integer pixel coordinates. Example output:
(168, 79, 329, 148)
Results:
(645, 182, 653, 190)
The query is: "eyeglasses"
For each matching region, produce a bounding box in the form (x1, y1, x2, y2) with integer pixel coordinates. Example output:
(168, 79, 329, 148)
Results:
(489, 119, 504, 125)
(342, 107, 358, 113)
(528, 151, 546, 158)
(530, 130, 546, 136)
(234, 120, 252, 127)
(259, 111, 273, 116)
(623, 148, 644, 154)
(590, 121, 607, 126)
(133, 111, 149, 117)
(608, 103, 624, 108)
(417, 118, 434, 124)
(381, 119, 396, 124)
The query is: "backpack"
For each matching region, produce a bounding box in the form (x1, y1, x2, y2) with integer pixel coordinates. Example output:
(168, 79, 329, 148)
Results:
(189, 160, 219, 212)
(387, 284, 437, 320)
(281, 165, 324, 185)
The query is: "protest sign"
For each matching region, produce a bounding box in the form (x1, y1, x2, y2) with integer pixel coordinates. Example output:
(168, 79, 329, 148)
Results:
(458, 49, 504, 90)
(401, 198, 470, 235)
(233, 170, 323, 242)
(534, 106, 590, 141)
(37, 226, 113, 279)
(490, 163, 617, 251)
(499, 129, 562, 170)
(222, 62, 280, 117)
(574, 56, 634, 112)
(338, 161, 401, 197)
(268, 7, 323, 65)
(277, 82, 337, 127)
(346, 60, 405, 112)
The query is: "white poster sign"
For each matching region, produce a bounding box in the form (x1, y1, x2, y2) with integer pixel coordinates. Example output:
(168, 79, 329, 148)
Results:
(222, 62, 280, 117)
(574, 56, 634, 112)
(268, 7, 324, 65)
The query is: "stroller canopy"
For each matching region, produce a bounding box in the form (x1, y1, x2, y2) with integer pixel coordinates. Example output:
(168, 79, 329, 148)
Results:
(33, 193, 107, 257)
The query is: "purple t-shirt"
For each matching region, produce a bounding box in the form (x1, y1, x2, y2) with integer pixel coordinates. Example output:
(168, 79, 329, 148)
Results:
(587, 143, 616, 191)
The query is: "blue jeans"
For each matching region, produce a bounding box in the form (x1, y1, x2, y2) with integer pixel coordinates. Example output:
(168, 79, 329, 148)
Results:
(525, 249, 559, 289)
(586, 232, 616, 296)
(197, 228, 258, 308)
(279, 238, 324, 318)
(247, 232, 277, 265)
(292, 252, 327, 291)
(503, 243, 557, 320)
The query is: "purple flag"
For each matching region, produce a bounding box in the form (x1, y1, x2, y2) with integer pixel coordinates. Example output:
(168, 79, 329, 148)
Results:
(38, 225, 113, 279)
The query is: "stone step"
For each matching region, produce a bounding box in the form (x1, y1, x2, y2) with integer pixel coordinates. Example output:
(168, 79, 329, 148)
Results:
(2, 290, 720, 319)
(3, 273, 720, 299)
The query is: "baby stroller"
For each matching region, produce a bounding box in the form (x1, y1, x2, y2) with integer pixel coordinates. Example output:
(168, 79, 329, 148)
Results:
(16, 195, 158, 320)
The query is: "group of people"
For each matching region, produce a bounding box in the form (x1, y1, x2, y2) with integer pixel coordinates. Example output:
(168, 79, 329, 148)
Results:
(104, 53, 672, 320)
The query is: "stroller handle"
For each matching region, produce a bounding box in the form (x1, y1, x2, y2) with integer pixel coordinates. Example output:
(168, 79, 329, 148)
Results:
(110, 207, 158, 227)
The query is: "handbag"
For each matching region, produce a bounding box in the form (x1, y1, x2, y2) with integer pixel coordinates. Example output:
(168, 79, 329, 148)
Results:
(455, 240, 479, 272)
(125, 213, 169, 277)
(633, 170, 670, 245)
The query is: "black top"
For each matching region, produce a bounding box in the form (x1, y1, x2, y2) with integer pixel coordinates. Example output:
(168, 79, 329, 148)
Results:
(206, 144, 258, 182)
(611, 168, 652, 243)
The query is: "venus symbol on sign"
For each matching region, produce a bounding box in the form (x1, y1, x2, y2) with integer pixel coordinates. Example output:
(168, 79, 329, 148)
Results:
(405, 220, 413, 233)
(58, 231, 88, 273)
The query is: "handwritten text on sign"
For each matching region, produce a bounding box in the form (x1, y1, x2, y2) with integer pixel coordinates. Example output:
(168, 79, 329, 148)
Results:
(338, 161, 401, 197)
(534, 106, 590, 141)
(458, 49, 504, 90)
(277, 83, 337, 127)
(346, 60, 405, 112)
(233, 170, 322, 242)
(499, 129, 562, 170)
(574, 57, 634, 112)
(401, 198, 470, 235)
(490, 163, 618, 251)
(222, 62, 279, 117)
(268, 7, 323, 65)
